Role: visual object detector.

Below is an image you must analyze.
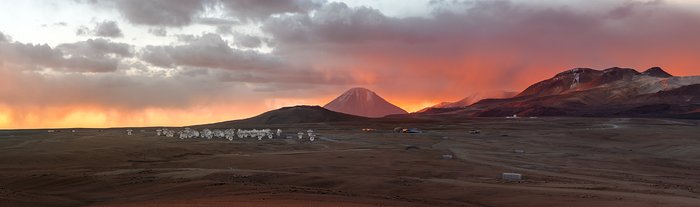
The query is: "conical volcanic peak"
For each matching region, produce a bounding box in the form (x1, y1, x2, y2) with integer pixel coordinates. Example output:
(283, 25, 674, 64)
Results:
(324, 87, 408, 118)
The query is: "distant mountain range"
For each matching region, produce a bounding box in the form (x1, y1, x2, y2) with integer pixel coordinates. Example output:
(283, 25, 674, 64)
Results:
(417, 91, 518, 113)
(323, 87, 408, 118)
(200, 67, 699, 127)
(418, 67, 700, 118)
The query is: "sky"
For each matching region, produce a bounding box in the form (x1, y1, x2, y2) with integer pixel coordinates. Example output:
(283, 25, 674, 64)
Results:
(1, 0, 700, 129)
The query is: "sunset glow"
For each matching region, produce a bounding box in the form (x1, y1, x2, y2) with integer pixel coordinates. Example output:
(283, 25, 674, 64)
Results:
(1, 0, 700, 129)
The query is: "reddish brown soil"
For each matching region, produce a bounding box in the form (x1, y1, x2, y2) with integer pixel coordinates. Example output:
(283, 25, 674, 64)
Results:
(1, 117, 699, 206)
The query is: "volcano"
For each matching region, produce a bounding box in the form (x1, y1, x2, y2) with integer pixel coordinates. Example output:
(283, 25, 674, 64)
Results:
(324, 87, 408, 118)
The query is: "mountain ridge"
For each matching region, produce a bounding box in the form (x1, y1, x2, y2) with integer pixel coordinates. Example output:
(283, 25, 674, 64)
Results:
(417, 91, 518, 113)
(196, 105, 369, 128)
(418, 67, 700, 118)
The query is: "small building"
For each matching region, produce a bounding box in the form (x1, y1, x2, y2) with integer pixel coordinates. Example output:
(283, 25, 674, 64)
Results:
(502, 173, 523, 181)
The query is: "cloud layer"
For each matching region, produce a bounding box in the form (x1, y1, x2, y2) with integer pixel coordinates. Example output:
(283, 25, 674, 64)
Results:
(0, 38, 132, 73)
(1, 0, 700, 128)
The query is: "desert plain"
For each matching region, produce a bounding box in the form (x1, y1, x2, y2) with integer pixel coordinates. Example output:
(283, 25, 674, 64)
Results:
(1, 117, 700, 207)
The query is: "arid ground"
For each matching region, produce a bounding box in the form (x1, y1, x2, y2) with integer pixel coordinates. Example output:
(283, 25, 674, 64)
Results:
(1, 117, 700, 207)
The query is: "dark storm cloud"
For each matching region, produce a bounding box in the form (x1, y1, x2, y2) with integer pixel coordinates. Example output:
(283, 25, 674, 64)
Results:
(0, 65, 245, 111)
(117, 0, 210, 26)
(140, 33, 281, 70)
(233, 33, 264, 48)
(0, 34, 247, 112)
(139, 33, 357, 87)
(94, 21, 123, 37)
(220, 0, 325, 21)
(259, 0, 700, 100)
(57, 38, 133, 58)
(75, 20, 124, 38)
(0, 42, 116, 73)
(0, 38, 133, 73)
(262, 2, 433, 44)
(86, 0, 324, 26)
(89, 0, 209, 26)
(196, 17, 240, 26)
(263, 0, 700, 51)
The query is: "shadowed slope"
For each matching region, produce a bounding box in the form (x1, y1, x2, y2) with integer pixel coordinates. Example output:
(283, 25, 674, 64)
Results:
(197, 105, 369, 128)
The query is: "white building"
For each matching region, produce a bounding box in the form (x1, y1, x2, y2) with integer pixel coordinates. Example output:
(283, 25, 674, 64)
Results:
(502, 173, 523, 181)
